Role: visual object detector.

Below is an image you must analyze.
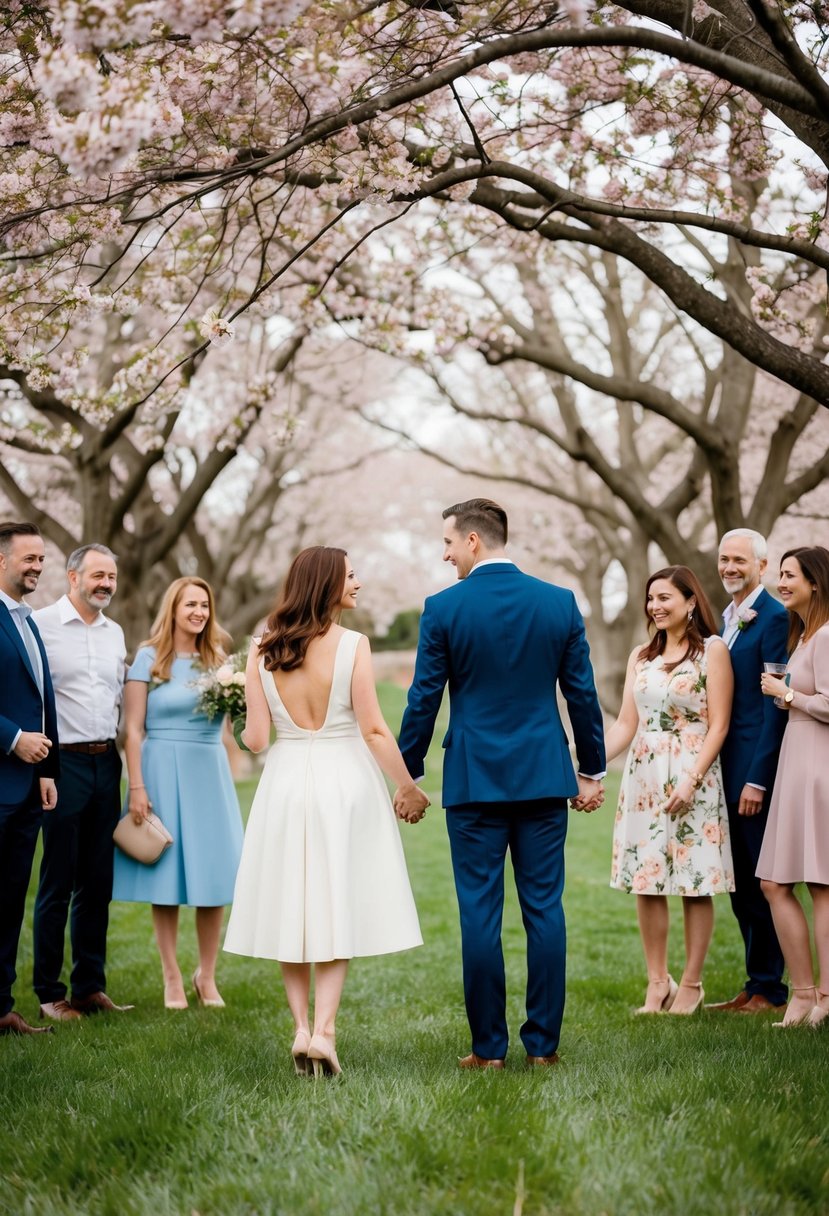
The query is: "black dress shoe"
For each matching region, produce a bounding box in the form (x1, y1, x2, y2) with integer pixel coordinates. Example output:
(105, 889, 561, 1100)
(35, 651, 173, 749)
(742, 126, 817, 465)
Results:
(70, 992, 135, 1014)
(0, 1010, 53, 1035)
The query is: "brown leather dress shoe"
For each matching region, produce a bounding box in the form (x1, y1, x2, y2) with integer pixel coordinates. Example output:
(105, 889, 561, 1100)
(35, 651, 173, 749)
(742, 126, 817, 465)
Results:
(39, 999, 82, 1022)
(458, 1052, 505, 1070)
(737, 994, 783, 1014)
(70, 992, 135, 1014)
(0, 1010, 53, 1035)
(705, 991, 751, 1013)
(527, 1053, 560, 1067)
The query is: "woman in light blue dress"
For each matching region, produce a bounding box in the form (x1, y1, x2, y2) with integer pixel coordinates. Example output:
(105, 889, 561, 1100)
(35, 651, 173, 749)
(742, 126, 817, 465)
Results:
(113, 578, 243, 1009)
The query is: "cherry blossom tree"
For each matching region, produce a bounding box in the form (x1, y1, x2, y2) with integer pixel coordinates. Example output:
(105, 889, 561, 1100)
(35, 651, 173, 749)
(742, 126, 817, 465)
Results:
(0, 301, 411, 645)
(2, 1, 827, 402)
(3, 0, 828, 687)
(348, 222, 828, 703)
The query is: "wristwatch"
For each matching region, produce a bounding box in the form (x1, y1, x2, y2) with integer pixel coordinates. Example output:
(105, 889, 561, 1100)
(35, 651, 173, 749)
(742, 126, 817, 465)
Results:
(784, 689, 794, 705)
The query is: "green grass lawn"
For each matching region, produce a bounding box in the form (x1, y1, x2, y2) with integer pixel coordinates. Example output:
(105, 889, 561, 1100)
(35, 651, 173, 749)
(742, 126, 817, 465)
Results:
(1, 684, 827, 1215)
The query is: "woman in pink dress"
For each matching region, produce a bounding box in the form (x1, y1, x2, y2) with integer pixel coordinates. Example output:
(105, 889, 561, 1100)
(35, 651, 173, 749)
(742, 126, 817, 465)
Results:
(758, 546, 829, 1028)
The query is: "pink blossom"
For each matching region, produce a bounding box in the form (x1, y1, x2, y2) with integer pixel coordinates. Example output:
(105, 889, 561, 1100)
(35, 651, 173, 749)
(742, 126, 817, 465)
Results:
(559, 0, 592, 28)
(198, 309, 235, 344)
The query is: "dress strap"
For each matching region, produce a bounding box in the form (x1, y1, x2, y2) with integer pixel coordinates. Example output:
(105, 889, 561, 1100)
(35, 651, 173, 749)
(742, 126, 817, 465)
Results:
(333, 629, 363, 702)
(258, 657, 281, 721)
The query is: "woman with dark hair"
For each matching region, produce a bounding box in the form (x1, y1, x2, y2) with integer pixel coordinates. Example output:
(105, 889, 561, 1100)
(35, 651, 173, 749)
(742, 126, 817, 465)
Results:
(224, 547, 425, 1076)
(606, 566, 734, 1014)
(114, 578, 243, 1009)
(758, 545, 829, 1028)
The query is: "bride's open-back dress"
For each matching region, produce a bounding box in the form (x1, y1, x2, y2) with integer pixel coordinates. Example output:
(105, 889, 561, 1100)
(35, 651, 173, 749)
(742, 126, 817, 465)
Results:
(224, 629, 422, 963)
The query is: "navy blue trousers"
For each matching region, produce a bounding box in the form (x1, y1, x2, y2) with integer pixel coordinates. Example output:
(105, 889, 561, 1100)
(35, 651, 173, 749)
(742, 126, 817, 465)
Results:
(727, 800, 787, 1005)
(0, 777, 42, 1017)
(446, 798, 568, 1060)
(33, 748, 121, 1003)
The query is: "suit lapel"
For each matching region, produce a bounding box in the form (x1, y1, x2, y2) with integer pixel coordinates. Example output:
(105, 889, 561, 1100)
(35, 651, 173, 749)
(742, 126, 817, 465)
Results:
(0, 600, 41, 691)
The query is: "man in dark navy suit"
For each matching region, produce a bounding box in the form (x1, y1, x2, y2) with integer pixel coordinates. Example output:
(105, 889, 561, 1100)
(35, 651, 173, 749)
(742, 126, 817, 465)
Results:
(707, 528, 788, 1014)
(397, 499, 605, 1068)
(0, 521, 60, 1035)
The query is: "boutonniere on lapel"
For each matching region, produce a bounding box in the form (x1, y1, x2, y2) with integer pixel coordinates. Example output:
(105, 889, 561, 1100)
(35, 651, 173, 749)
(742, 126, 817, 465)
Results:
(736, 607, 758, 631)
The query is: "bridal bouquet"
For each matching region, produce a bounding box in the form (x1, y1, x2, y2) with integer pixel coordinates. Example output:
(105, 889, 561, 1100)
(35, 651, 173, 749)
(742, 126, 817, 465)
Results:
(192, 650, 247, 723)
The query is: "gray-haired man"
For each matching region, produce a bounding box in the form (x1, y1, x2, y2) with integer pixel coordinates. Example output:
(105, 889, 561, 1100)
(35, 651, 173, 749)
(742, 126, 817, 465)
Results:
(33, 544, 132, 1020)
(707, 529, 788, 1013)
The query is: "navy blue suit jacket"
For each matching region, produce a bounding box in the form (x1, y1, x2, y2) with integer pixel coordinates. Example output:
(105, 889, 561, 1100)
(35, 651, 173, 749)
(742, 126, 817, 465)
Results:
(0, 601, 59, 804)
(398, 564, 605, 806)
(719, 587, 788, 806)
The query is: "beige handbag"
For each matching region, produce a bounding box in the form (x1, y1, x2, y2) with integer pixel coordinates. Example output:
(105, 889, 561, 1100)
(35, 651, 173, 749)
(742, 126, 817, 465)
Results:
(113, 811, 173, 864)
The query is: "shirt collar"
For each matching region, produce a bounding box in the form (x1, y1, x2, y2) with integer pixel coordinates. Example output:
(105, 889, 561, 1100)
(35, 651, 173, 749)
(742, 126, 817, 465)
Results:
(58, 593, 108, 627)
(0, 587, 29, 616)
(723, 582, 764, 624)
(469, 558, 514, 573)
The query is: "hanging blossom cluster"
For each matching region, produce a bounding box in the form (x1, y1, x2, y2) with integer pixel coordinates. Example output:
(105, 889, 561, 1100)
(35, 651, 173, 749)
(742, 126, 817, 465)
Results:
(744, 266, 825, 352)
(9, 0, 320, 188)
(48, 0, 315, 51)
(33, 42, 184, 178)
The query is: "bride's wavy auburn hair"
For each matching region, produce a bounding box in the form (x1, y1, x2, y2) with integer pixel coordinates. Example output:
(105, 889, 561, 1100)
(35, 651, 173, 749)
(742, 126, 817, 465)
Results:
(141, 576, 230, 682)
(638, 565, 718, 672)
(259, 546, 348, 672)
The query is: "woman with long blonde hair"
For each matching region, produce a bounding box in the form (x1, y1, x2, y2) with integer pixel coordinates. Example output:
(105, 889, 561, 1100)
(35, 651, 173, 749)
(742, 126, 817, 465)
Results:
(114, 577, 243, 1009)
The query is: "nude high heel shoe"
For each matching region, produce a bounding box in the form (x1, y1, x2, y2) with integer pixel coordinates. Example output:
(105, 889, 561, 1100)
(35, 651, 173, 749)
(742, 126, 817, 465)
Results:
(635, 975, 678, 1015)
(773, 986, 816, 1028)
(307, 1033, 342, 1077)
(163, 982, 188, 1011)
(291, 1028, 312, 1076)
(192, 969, 225, 1009)
(809, 991, 829, 1028)
(667, 980, 704, 1015)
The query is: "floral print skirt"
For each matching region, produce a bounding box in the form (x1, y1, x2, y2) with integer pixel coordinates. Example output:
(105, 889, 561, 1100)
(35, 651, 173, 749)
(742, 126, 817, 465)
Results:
(610, 728, 734, 896)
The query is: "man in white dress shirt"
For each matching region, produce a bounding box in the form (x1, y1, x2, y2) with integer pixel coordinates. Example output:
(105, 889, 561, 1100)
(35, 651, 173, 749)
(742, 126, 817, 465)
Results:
(33, 544, 132, 1020)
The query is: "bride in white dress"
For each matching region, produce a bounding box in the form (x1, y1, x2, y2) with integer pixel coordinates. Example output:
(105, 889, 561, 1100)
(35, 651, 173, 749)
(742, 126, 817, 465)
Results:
(224, 547, 428, 1076)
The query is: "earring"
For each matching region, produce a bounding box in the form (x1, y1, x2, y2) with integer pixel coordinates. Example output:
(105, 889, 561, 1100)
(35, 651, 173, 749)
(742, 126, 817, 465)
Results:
(687, 609, 694, 621)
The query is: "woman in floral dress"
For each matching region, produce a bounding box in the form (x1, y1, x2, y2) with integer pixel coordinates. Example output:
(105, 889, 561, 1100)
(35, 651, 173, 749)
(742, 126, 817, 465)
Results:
(607, 566, 734, 1015)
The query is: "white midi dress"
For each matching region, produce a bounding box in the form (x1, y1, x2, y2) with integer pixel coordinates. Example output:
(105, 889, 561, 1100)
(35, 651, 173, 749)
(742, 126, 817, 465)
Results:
(224, 629, 423, 963)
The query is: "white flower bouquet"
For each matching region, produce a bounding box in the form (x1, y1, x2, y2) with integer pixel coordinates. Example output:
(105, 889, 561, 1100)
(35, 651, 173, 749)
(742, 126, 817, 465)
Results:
(192, 650, 247, 727)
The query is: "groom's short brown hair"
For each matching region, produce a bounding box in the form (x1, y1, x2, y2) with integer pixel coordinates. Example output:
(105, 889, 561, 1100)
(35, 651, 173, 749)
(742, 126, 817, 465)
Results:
(443, 499, 508, 547)
(0, 521, 41, 556)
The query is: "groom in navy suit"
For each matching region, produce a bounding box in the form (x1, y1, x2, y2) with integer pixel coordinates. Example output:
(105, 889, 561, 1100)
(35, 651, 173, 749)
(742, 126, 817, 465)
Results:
(0, 521, 60, 1035)
(707, 528, 788, 1014)
(397, 499, 605, 1067)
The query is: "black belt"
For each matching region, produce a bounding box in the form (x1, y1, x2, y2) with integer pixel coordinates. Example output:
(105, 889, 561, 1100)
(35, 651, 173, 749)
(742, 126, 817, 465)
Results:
(59, 740, 115, 755)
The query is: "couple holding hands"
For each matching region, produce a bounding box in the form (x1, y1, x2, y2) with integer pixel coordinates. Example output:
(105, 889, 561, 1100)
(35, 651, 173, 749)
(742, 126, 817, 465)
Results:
(224, 497, 605, 1075)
